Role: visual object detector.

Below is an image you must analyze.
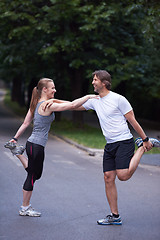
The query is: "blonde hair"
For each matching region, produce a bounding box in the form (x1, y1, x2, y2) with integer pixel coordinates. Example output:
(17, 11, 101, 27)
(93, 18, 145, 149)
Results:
(30, 78, 54, 115)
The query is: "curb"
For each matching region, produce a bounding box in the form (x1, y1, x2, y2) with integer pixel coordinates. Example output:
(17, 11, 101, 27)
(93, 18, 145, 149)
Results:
(51, 134, 104, 156)
(51, 134, 160, 167)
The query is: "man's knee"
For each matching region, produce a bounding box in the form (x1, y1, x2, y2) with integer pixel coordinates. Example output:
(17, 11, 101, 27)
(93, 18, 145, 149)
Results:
(104, 171, 116, 184)
(116, 169, 131, 181)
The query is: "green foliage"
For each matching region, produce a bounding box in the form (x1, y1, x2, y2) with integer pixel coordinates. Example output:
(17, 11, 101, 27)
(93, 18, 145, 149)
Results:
(0, 0, 160, 120)
(4, 90, 27, 116)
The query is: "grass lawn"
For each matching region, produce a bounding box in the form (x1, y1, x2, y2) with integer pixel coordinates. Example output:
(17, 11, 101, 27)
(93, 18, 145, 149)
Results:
(51, 118, 160, 154)
(4, 91, 27, 117)
(50, 118, 106, 149)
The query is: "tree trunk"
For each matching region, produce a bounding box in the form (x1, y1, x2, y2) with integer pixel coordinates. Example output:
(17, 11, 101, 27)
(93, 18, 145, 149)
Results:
(11, 76, 25, 106)
(70, 68, 86, 127)
(53, 77, 65, 122)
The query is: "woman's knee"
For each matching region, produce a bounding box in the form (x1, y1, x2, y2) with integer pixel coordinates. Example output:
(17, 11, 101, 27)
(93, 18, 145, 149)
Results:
(23, 176, 34, 191)
(35, 169, 43, 180)
(35, 173, 42, 180)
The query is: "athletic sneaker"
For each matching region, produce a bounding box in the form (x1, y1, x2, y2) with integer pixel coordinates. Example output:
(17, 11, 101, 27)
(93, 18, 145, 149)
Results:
(11, 145, 26, 155)
(19, 205, 41, 217)
(97, 214, 122, 225)
(149, 138, 160, 147)
(135, 137, 160, 148)
(4, 141, 16, 150)
(135, 137, 143, 148)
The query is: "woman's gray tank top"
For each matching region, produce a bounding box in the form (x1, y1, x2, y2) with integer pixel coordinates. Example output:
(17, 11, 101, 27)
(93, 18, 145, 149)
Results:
(28, 101, 55, 147)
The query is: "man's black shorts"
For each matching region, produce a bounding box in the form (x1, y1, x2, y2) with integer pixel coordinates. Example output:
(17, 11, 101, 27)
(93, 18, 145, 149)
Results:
(103, 138, 135, 172)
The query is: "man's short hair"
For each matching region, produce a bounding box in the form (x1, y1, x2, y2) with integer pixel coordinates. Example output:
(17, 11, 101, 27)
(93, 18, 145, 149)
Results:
(92, 70, 111, 90)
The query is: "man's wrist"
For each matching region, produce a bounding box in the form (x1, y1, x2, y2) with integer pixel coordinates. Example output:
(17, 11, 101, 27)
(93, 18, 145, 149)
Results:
(142, 136, 149, 142)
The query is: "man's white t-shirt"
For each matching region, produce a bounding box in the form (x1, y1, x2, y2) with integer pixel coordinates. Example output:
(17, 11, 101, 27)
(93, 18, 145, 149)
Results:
(82, 91, 133, 143)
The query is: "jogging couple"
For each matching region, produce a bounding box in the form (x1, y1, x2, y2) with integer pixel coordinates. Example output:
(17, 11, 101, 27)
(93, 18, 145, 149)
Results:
(5, 70, 160, 225)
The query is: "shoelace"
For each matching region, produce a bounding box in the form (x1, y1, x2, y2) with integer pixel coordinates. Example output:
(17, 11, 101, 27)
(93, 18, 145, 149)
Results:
(106, 214, 113, 219)
(28, 206, 35, 211)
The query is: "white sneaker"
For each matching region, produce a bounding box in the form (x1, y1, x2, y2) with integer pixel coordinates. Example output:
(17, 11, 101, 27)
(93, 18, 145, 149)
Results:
(135, 137, 160, 148)
(97, 213, 122, 225)
(19, 205, 41, 217)
(4, 141, 16, 150)
(11, 145, 26, 155)
(149, 138, 160, 147)
(135, 137, 143, 148)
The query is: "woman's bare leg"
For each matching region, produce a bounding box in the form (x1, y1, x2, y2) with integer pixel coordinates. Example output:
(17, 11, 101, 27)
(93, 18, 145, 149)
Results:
(16, 155, 28, 169)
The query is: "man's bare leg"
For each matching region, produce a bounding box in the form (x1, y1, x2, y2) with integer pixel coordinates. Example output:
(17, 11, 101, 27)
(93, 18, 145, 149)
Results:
(104, 170, 118, 214)
(117, 146, 145, 181)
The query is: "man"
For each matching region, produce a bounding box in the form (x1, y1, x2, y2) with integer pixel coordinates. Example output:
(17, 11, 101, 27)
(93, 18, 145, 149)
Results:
(78, 70, 160, 225)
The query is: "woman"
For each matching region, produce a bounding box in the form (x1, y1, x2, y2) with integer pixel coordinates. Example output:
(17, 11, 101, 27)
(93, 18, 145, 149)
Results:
(5, 78, 97, 217)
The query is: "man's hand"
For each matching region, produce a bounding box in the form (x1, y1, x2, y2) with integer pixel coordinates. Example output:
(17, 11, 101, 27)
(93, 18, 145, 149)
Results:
(42, 99, 54, 111)
(42, 99, 72, 111)
(143, 141, 153, 152)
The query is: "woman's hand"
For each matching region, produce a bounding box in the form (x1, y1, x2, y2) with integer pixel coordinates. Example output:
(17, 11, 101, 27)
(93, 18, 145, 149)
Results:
(88, 94, 99, 99)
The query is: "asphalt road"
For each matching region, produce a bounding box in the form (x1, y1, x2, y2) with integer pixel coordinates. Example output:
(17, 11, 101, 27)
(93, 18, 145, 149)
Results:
(0, 94, 160, 240)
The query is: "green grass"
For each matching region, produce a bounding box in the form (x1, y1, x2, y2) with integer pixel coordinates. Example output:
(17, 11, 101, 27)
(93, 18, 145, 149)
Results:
(135, 145, 160, 154)
(51, 119, 160, 154)
(50, 118, 106, 149)
(4, 90, 27, 117)
(4, 91, 160, 154)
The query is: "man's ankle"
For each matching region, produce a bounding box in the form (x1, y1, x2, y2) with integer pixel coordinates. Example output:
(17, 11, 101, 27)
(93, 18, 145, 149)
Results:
(112, 213, 119, 218)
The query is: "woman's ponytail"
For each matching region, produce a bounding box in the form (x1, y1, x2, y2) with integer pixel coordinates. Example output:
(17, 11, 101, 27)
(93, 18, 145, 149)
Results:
(30, 87, 39, 116)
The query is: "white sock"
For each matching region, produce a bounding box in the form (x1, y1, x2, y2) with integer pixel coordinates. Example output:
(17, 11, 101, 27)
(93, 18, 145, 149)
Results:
(21, 204, 31, 210)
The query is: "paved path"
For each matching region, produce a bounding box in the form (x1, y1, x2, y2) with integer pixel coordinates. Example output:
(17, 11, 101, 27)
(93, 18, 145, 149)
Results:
(0, 87, 160, 240)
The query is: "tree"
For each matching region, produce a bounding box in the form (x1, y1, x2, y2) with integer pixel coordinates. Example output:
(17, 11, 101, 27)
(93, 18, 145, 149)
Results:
(0, 0, 52, 105)
(0, 0, 160, 122)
